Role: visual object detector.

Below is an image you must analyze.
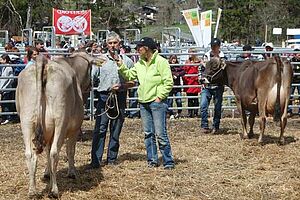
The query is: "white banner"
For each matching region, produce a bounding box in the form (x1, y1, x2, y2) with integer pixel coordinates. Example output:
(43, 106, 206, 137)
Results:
(182, 8, 202, 47)
(214, 8, 222, 38)
(200, 10, 212, 48)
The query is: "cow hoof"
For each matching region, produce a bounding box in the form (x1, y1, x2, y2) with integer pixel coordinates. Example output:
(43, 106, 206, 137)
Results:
(48, 191, 59, 199)
(242, 134, 249, 140)
(68, 169, 77, 179)
(28, 191, 36, 199)
(248, 131, 254, 139)
(42, 174, 50, 182)
(258, 138, 264, 145)
(68, 173, 76, 179)
(278, 138, 285, 145)
(29, 191, 43, 199)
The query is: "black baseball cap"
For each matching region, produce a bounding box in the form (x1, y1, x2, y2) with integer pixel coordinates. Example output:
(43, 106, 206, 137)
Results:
(211, 38, 221, 47)
(135, 37, 157, 50)
(243, 44, 254, 51)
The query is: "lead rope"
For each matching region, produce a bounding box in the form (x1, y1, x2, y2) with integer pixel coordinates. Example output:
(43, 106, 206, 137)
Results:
(95, 91, 120, 120)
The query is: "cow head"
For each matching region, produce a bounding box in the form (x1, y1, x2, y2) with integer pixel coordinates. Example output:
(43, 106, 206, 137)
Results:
(202, 57, 226, 84)
(68, 52, 106, 102)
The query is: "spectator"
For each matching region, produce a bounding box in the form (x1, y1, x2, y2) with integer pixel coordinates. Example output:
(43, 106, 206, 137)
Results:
(236, 44, 255, 61)
(117, 37, 175, 169)
(4, 43, 13, 52)
(123, 45, 140, 118)
(25, 47, 39, 69)
(23, 45, 31, 64)
(0, 54, 16, 124)
(288, 49, 300, 116)
(183, 48, 201, 118)
(168, 55, 185, 119)
(35, 39, 45, 52)
(200, 38, 225, 134)
(263, 42, 274, 59)
(91, 42, 101, 54)
(35, 39, 50, 59)
(8, 47, 25, 76)
(89, 31, 134, 168)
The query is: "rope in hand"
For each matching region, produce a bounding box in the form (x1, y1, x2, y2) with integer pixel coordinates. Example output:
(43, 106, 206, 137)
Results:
(95, 91, 120, 120)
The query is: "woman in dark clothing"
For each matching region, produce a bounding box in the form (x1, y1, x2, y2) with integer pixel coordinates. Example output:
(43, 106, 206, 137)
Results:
(167, 55, 185, 119)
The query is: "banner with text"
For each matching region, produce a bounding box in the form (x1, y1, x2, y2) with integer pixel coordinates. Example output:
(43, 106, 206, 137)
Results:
(200, 10, 212, 48)
(53, 8, 91, 35)
(182, 8, 202, 47)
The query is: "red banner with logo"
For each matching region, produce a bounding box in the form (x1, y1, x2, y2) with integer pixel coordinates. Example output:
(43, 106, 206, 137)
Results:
(52, 8, 91, 35)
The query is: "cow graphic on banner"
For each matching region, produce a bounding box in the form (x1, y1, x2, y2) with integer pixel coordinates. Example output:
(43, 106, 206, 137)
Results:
(53, 9, 91, 35)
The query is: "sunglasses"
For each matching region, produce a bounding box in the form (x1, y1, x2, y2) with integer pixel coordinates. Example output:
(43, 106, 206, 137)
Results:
(107, 41, 119, 45)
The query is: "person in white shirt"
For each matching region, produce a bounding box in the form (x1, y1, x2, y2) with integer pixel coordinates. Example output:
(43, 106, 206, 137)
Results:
(200, 38, 225, 134)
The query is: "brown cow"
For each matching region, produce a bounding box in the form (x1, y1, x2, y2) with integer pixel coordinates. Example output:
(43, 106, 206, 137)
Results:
(202, 56, 293, 144)
(16, 52, 105, 198)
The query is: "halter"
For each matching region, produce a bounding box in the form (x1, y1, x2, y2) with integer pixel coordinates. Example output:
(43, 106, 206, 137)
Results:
(206, 60, 226, 82)
(95, 91, 120, 119)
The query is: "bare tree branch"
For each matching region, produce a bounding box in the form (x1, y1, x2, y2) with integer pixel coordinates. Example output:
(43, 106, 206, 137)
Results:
(6, 0, 23, 30)
(26, 1, 34, 28)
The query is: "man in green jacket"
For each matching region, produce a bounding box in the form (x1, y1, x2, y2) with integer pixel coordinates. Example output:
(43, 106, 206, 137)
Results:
(116, 37, 175, 169)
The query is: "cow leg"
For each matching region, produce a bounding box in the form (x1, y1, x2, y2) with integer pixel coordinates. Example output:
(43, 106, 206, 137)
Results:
(66, 130, 80, 179)
(236, 102, 248, 139)
(23, 125, 38, 198)
(258, 99, 267, 144)
(248, 112, 256, 138)
(48, 129, 65, 198)
(279, 98, 289, 145)
(43, 144, 51, 180)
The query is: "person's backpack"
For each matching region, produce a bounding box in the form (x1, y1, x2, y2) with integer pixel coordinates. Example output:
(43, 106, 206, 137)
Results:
(9, 55, 25, 88)
(10, 55, 25, 76)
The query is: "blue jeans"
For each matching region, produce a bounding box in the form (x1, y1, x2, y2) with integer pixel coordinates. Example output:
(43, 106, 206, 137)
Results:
(91, 92, 126, 166)
(140, 101, 174, 167)
(167, 91, 183, 115)
(200, 86, 224, 129)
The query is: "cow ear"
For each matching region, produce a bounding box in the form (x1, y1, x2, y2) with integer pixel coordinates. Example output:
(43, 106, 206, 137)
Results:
(220, 58, 226, 69)
(92, 55, 107, 67)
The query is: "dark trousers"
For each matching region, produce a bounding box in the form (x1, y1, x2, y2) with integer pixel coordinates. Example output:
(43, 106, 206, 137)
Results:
(91, 91, 126, 166)
(187, 93, 199, 117)
(1, 91, 16, 121)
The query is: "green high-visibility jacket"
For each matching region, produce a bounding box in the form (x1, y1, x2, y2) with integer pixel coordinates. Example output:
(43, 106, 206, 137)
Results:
(119, 50, 173, 103)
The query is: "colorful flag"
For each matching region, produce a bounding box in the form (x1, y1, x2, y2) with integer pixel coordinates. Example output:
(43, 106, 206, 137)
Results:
(53, 8, 91, 35)
(182, 8, 202, 47)
(200, 10, 212, 47)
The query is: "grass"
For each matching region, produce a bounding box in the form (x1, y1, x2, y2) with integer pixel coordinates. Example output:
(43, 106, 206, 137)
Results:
(1, 117, 300, 199)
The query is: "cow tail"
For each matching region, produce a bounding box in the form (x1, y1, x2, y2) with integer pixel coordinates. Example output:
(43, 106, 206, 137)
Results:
(33, 56, 48, 154)
(274, 55, 282, 122)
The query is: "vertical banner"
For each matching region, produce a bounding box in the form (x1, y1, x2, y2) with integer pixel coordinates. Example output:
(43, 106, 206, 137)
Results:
(213, 8, 222, 38)
(53, 8, 91, 35)
(200, 10, 212, 48)
(182, 8, 203, 47)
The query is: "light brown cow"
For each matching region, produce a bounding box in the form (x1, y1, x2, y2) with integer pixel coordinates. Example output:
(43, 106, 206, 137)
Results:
(202, 56, 293, 144)
(16, 52, 105, 198)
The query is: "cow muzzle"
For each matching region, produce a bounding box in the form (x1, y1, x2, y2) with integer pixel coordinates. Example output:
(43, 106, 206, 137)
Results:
(200, 77, 210, 84)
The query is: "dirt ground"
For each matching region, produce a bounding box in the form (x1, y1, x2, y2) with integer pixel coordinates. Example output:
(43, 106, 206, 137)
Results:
(1, 117, 300, 200)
